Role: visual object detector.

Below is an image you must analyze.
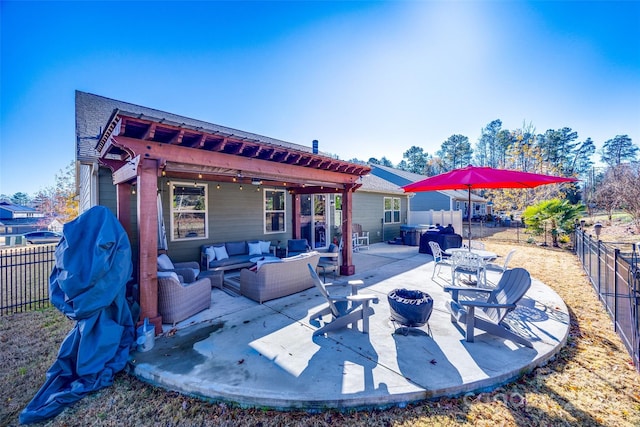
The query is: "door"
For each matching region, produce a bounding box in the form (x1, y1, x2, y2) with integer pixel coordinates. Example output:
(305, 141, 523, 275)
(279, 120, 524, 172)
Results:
(301, 194, 329, 249)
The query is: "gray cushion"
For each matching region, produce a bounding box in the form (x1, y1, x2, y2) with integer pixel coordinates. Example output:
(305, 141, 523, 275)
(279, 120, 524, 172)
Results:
(226, 241, 248, 257)
(288, 239, 308, 252)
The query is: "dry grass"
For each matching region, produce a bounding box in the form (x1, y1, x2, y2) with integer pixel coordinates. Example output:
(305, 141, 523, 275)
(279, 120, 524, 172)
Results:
(2, 239, 640, 426)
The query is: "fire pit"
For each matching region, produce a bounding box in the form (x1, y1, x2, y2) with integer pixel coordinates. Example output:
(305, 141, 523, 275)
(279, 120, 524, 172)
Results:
(388, 288, 433, 335)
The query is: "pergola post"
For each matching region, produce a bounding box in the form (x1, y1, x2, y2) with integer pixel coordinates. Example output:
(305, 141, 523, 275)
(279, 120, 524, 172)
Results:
(292, 192, 301, 239)
(340, 188, 355, 275)
(137, 158, 162, 333)
(116, 182, 132, 240)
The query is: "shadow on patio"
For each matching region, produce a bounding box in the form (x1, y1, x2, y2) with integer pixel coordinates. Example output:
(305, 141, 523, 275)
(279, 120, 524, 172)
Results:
(129, 243, 569, 410)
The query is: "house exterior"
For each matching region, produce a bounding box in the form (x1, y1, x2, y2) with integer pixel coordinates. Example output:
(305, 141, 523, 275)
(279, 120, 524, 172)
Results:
(369, 164, 488, 222)
(0, 201, 47, 235)
(352, 173, 409, 243)
(75, 91, 371, 331)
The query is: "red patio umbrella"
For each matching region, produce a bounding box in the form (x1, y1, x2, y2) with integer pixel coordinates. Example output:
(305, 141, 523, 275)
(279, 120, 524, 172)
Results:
(402, 165, 578, 248)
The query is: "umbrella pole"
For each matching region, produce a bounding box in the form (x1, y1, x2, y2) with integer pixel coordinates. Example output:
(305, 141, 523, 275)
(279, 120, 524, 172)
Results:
(467, 187, 471, 250)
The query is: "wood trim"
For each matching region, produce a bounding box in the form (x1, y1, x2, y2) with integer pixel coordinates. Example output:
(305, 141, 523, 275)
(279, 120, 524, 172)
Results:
(114, 136, 362, 186)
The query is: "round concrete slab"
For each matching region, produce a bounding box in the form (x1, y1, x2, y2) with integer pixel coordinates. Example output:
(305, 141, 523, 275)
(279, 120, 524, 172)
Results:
(130, 245, 569, 410)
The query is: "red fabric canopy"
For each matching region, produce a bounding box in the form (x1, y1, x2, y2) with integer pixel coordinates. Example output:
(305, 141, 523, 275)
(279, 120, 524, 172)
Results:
(402, 165, 577, 192)
(402, 165, 578, 248)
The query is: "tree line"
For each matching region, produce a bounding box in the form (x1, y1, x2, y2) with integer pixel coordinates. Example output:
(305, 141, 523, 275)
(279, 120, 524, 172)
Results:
(0, 161, 78, 226)
(359, 119, 639, 230)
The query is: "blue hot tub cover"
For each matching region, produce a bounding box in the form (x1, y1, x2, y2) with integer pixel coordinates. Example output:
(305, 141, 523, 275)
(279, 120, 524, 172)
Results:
(20, 205, 135, 424)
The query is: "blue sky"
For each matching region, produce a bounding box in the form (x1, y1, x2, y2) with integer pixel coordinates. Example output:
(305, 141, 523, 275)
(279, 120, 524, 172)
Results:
(1, 1, 639, 196)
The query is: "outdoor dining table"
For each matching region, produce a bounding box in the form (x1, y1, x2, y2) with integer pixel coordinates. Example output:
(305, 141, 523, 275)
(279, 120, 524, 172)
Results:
(445, 247, 498, 286)
(445, 247, 498, 261)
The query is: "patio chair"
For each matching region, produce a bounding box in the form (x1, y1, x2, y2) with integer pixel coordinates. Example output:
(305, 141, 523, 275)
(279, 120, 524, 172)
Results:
(157, 272, 211, 324)
(450, 250, 486, 287)
(429, 241, 452, 280)
(308, 264, 378, 336)
(485, 248, 517, 274)
(316, 241, 340, 283)
(286, 239, 311, 257)
(463, 240, 486, 250)
(444, 267, 533, 348)
(157, 253, 201, 283)
(352, 223, 369, 251)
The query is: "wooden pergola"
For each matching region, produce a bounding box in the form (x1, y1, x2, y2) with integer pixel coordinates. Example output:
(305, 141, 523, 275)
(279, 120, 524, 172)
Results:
(97, 110, 370, 331)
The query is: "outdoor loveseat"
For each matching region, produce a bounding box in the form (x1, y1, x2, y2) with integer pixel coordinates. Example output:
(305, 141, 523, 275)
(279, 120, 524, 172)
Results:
(240, 252, 320, 303)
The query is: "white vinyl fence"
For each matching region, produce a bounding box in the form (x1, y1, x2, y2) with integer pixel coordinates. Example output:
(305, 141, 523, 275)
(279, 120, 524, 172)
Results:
(408, 210, 464, 235)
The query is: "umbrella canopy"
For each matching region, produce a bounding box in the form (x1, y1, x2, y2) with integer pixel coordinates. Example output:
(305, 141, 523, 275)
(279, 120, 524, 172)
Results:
(402, 165, 578, 247)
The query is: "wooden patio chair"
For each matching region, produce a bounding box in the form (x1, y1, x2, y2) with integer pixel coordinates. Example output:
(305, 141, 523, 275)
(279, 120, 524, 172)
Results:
(444, 267, 533, 348)
(307, 264, 378, 336)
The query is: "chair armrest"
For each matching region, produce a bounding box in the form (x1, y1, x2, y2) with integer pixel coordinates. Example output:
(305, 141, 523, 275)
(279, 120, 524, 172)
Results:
(174, 261, 200, 270)
(174, 268, 196, 283)
(319, 252, 339, 259)
(444, 285, 491, 294)
(459, 300, 516, 310)
(444, 285, 491, 302)
(347, 294, 379, 304)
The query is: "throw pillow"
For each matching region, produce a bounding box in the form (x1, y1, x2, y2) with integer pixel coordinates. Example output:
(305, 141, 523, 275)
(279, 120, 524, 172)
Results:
(157, 254, 174, 270)
(248, 242, 262, 256)
(259, 240, 271, 254)
(213, 245, 229, 261)
(205, 246, 216, 262)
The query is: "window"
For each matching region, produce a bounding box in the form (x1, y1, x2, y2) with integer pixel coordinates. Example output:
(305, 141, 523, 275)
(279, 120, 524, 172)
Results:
(264, 189, 286, 233)
(384, 197, 400, 224)
(170, 183, 207, 240)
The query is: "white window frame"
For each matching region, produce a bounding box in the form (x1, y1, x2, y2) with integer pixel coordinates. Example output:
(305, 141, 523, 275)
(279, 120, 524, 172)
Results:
(264, 188, 287, 234)
(384, 197, 401, 224)
(169, 182, 208, 241)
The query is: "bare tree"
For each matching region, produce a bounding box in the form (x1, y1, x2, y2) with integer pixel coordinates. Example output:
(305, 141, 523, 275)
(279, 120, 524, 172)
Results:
(595, 163, 640, 231)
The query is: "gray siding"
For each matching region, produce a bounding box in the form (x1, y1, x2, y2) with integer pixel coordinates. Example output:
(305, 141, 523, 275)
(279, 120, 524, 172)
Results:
(160, 180, 292, 263)
(411, 192, 451, 211)
(353, 192, 408, 243)
(353, 192, 384, 244)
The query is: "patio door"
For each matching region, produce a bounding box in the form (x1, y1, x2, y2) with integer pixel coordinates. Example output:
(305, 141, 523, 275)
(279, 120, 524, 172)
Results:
(301, 194, 328, 249)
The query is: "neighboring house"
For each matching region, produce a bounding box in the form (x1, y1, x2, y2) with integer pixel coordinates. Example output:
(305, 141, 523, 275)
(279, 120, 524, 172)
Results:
(369, 164, 488, 225)
(0, 201, 47, 235)
(75, 91, 371, 330)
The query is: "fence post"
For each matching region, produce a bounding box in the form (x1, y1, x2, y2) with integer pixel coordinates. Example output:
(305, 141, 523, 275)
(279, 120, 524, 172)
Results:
(597, 238, 602, 294)
(614, 248, 620, 332)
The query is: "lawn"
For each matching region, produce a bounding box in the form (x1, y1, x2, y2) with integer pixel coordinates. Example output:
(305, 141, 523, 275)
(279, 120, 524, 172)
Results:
(1, 241, 639, 426)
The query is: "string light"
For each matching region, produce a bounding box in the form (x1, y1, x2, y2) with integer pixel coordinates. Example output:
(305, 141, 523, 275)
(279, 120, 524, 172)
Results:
(216, 184, 220, 190)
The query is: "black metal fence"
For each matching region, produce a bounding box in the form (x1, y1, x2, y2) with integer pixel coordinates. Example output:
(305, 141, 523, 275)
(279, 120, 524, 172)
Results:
(575, 230, 640, 372)
(0, 244, 56, 315)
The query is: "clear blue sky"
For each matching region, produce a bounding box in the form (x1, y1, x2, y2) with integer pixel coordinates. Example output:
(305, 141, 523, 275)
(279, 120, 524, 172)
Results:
(1, 1, 639, 197)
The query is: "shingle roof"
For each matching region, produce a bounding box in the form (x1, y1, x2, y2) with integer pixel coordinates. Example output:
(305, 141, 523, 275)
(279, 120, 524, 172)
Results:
(77, 91, 328, 163)
(358, 174, 405, 194)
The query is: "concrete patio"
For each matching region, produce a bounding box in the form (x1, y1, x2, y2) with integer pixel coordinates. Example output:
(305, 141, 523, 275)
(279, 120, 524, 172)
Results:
(129, 243, 569, 411)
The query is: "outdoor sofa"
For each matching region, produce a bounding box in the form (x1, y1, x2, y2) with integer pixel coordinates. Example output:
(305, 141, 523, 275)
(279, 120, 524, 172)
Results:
(240, 251, 320, 303)
(200, 240, 273, 272)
